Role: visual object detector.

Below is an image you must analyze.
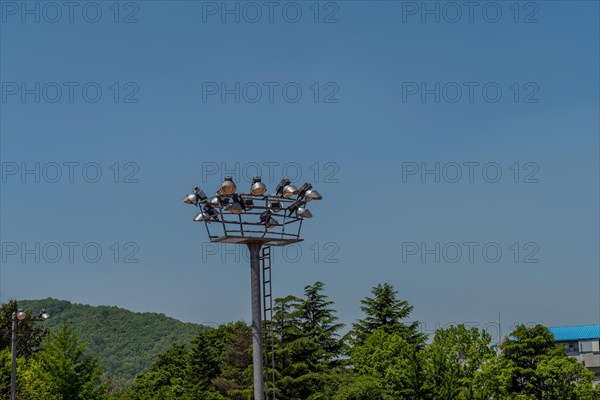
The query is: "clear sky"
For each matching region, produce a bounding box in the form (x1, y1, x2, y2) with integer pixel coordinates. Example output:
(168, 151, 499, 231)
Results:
(1, 1, 598, 341)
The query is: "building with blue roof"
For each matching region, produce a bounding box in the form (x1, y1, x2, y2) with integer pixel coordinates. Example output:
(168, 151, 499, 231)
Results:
(549, 325, 600, 380)
(550, 325, 600, 342)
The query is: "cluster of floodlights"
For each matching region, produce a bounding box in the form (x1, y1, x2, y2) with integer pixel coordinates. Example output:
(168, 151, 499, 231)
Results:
(182, 176, 322, 228)
(15, 309, 51, 321)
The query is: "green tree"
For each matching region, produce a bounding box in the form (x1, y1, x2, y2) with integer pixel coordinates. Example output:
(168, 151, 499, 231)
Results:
(0, 348, 59, 400)
(128, 343, 191, 399)
(428, 324, 495, 399)
(187, 332, 222, 390)
(536, 356, 596, 400)
(17, 354, 59, 400)
(349, 283, 424, 346)
(272, 294, 303, 388)
(128, 323, 248, 400)
(500, 324, 565, 397)
(491, 324, 599, 400)
(271, 282, 344, 400)
(333, 375, 391, 400)
(37, 323, 107, 400)
(471, 354, 513, 400)
(351, 329, 431, 399)
(211, 322, 253, 399)
(273, 295, 303, 345)
(0, 348, 14, 399)
(298, 282, 344, 367)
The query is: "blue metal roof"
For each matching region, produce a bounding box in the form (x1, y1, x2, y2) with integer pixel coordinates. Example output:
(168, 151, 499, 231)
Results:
(549, 325, 600, 341)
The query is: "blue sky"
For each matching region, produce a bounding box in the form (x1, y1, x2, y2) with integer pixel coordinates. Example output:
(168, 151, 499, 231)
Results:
(1, 1, 598, 340)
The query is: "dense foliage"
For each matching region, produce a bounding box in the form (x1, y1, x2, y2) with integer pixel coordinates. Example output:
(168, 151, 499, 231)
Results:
(16, 298, 209, 386)
(0, 300, 47, 360)
(0, 323, 106, 400)
(1, 283, 598, 399)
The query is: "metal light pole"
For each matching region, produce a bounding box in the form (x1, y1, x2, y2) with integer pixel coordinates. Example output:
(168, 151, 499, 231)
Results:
(248, 242, 264, 400)
(11, 312, 17, 400)
(183, 176, 322, 400)
(8, 309, 51, 400)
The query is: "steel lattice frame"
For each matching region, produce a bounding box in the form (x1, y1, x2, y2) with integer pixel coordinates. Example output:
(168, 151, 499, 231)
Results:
(196, 194, 306, 246)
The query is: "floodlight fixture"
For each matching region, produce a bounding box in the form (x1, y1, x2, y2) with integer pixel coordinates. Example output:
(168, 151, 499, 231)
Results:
(208, 196, 219, 208)
(297, 182, 313, 199)
(269, 200, 282, 212)
(282, 183, 299, 198)
(242, 196, 254, 210)
(305, 189, 323, 202)
(220, 175, 237, 196)
(251, 176, 267, 195)
(228, 201, 244, 215)
(274, 178, 291, 196)
(193, 211, 210, 222)
(183, 194, 198, 205)
(287, 199, 303, 215)
(183, 187, 207, 205)
(38, 310, 51, 321)
(204, 206, 218, 219)
(194, 206, 218, 222)
(260, 212, 279, 228)
(296, 207, 313, 219)
(16, 311, 26, 321)
(209, 195, 228, 208)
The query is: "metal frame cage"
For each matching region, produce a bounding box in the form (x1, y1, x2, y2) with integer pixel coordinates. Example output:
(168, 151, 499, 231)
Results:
(183, 176, 322, 246)
(201, 194, 304, 246)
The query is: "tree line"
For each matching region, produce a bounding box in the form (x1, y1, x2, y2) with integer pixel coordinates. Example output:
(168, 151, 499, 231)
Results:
(1, 282, 598, 399)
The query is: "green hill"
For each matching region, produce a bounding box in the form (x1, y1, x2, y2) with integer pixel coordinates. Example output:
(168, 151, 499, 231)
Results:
(18, 298, 209, 386)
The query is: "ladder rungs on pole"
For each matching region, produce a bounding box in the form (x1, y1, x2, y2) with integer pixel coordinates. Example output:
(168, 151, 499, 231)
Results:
(261, 246, 276, 400)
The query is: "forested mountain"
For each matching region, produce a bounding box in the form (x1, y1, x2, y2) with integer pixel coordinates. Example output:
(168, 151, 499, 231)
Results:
(17, 298, 209, 386)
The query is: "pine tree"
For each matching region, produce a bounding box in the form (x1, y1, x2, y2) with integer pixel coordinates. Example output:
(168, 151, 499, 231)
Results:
(298, 282, 345, 367)
(273, 295, 303, 346)
(211, 322, 253, 398)
(349, 283, 424, 346)
(271, 282, 343, 400)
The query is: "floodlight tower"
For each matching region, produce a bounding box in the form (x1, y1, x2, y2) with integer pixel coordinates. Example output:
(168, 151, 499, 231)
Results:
(183, 176, 322, 400)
